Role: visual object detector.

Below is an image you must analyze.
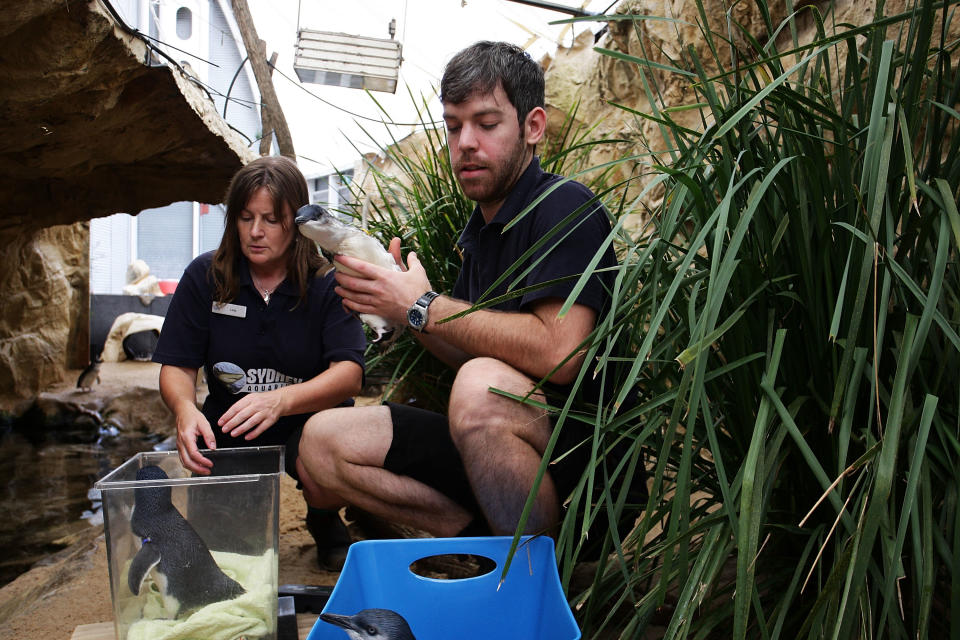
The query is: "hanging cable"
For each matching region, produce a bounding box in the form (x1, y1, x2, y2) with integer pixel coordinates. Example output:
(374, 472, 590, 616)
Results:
(97, 0, 220, 68)
(97, 0, 257, 146)
(223, 56, 251, 119)
(96, 0, 263, 116)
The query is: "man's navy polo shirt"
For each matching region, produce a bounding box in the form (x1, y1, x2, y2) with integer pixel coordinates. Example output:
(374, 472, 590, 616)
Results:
(453, 157, 616, 316)
(452, 157, 618, 403)
(152, 251, 366, 447)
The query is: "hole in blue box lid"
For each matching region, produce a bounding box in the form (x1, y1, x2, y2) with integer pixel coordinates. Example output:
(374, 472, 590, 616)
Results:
(408, 553, 497, 580)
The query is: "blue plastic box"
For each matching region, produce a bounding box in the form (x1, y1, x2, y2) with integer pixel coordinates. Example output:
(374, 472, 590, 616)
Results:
(307, 536, 580, 640)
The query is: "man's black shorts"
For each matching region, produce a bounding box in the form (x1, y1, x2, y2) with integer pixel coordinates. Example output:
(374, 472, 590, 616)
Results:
(381, 401, 594, 520)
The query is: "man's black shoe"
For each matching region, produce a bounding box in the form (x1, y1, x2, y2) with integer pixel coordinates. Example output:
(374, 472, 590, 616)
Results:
(305, 508, 352, 571)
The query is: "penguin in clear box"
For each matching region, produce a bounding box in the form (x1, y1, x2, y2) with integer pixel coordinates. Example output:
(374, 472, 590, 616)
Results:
(127, 465, 245, 617)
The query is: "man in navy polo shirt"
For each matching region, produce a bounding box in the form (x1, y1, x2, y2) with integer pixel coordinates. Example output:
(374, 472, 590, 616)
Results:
(296, 41, 624, 541)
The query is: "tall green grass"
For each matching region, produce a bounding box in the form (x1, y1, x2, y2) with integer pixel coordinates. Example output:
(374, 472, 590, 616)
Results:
(566, 0, 960, 637)
(341, 1, 959, 636)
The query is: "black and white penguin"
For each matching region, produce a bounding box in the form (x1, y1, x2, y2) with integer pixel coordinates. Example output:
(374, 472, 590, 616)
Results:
(128, 465, 246, 617)
(295, 203, 401, 341)
(76, 355, 102, 392)
(320, 609, 417, 640)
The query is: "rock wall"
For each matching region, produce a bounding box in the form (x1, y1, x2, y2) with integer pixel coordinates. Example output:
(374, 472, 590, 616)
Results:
(542, 0, 792, 216)
(0, 224, 88, 413)
(540, 0, 954, 222)
(0, 0, 256, 410)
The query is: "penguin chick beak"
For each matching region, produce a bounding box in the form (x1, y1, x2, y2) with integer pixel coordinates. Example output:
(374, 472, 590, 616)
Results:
(319, 613, 360, 632)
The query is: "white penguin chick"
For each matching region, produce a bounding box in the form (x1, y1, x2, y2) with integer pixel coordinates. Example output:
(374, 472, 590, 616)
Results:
(295, 204, 402, 341)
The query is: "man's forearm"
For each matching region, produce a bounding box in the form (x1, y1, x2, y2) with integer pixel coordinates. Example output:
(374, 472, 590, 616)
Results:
(421, 295, 593, 383)
(414, 330, 473, 370)
(327, 250, 594, 381)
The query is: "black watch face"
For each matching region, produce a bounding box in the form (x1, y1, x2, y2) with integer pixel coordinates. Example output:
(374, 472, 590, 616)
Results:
(408, 308, 425, 329)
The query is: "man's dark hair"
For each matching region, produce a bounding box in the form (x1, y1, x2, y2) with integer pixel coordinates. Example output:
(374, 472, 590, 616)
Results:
(440, 41, 545, 127)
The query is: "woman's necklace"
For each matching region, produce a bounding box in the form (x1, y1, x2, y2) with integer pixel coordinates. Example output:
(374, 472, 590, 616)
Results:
(251, 272, 283, 304)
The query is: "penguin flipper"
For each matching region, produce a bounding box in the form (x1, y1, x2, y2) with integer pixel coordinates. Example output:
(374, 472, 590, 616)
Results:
(128, 542, 161, 595)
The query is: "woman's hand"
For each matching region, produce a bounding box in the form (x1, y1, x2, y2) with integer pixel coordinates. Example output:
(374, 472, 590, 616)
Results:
(174, 402, 216, 475)
(159, 364, 216, 475)
(218, 387, 287, 440)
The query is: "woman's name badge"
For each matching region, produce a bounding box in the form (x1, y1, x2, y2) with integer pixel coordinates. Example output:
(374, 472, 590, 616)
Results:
(212, 302, 247, 318)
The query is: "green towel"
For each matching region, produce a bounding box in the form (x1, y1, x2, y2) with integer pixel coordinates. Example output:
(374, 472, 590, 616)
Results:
(121, 548, 276, 640)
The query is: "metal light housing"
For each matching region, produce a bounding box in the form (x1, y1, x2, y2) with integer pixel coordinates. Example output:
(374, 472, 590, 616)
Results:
(294, 29, 402, 93)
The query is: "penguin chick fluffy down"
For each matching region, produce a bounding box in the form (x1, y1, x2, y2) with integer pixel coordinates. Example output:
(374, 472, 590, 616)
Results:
(295, 204, 402, 342)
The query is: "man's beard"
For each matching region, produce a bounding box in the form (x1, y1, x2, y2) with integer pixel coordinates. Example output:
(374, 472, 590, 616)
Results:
(455, 134, 528, 207)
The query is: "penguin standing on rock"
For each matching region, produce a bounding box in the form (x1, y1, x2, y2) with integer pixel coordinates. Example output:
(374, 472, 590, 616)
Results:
(128, 465, 246, 617)
(76, 355, 102, 392)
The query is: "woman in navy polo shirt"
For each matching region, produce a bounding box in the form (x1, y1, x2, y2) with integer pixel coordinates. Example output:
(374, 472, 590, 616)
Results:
(152, 155, 366, 570)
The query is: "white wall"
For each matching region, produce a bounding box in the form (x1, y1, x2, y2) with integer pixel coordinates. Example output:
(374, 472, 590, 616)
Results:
(89, 0, 260, 293)
(90, 214, 133, 294)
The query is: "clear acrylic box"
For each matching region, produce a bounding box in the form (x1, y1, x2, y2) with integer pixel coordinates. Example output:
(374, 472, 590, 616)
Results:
(95, 446, 283, 640)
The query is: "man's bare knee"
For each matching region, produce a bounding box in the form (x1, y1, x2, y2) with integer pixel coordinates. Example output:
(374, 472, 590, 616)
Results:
(302, 406, 394, 476)
(449, 356, 521, 415)
(449, 358, 505, 442)
(448, 358, 544, 446)
(301, 410, 342, 469)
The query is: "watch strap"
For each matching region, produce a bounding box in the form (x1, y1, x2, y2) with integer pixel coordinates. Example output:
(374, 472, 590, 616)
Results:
(416, 291, 440, 307)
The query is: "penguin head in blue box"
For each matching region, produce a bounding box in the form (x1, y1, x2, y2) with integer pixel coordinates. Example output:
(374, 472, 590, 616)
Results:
(320, 608, 416, 640)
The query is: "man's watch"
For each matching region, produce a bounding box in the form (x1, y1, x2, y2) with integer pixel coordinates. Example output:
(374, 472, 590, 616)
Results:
(407, 291, 440, 332)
